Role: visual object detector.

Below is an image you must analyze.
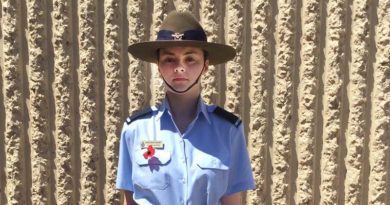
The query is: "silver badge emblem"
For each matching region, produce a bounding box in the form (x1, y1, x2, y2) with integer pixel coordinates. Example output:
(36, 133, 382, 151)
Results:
(172, 33, 184, 40)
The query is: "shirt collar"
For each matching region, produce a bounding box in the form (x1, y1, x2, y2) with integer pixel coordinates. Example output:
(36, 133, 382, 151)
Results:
(155, 96, 211, 124)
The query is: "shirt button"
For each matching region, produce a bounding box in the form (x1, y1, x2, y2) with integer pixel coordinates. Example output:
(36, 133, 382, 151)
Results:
(180, 199, 184, 204)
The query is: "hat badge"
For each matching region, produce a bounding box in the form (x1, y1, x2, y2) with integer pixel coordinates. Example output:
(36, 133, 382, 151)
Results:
(172, 32, 184, 40)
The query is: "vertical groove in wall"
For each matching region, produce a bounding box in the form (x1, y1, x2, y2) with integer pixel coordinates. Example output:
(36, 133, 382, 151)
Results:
(344, 0, 369, 204)
(362, 1, 376, 204)
(0, 0, 6, 203)
(128, 0, 147, 114)
(320, 0, 347, 204)
(151, 0, 168, 105)
(200, 0, 219, 104)
(368, 0, 390, 203)
(338, 1, 350, 203)
(52, 0, 74, 204)
(313, 0, 326, 203)
(247, 0, 272, 204)
(266, 1, 277, 203)
(225, 0, 244, 114)
(218, 2, 226, 104)
(70, 0, 80, 203)
(27, 0, 51, 203)
(3, 0, 26, 203)
(296, 0, 320, 204)
(45, 0, 56, 204)
(120, 0, 129, 118)
(103, 0, 121, 204)
(271, 0, 296, 204)
(79, 0, 98, 203)
(173, 0, 194, 12)
(0, 81, 4, 202)
(242, 0, 251, 145)
(20, 3, 31, 203)
(95, 0, 105, 203)
(0, 94, 4, 205)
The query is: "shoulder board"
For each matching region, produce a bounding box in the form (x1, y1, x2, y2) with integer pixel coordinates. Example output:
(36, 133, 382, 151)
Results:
(213, 106, 242, 127)
(125, 107, 153, 125)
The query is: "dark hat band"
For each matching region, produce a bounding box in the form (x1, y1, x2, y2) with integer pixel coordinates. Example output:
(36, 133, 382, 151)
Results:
(157, 29, 207, 42)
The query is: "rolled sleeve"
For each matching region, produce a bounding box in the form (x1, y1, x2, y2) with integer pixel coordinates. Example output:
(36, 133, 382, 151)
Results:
(116, 125, 134, 192)
(225, 124, 255, 196)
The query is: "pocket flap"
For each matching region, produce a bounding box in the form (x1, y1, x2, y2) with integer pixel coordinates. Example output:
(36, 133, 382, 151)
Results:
(197, 156, 229, 170)
(135, 150, 171, 166)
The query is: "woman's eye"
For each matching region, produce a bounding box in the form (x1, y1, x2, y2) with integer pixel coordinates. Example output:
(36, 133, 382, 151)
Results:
(186, 57, 196, 63)
(163, 58, 175, 63)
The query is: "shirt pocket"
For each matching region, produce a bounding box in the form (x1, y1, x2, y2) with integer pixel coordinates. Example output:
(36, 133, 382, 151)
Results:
(133, 149, 171, 190)
(197, 157, 229, 170)
(196, 154, 230, 193)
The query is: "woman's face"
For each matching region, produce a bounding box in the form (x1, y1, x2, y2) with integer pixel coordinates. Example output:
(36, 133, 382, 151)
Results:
(158, 46, 208, 94)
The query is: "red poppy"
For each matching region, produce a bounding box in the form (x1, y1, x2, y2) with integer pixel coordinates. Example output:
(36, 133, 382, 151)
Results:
(143, 145, 155, 159)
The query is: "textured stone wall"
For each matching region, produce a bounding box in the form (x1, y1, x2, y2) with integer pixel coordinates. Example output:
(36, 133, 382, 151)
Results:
(0, 0, 389, 204)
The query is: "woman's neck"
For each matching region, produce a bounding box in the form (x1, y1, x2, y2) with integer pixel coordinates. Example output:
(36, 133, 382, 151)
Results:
(166, 92, 199, 118)
(166, 91, 200, 133)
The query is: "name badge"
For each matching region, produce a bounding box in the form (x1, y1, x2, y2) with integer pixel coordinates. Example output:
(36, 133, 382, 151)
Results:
(141, 140, 164, 149)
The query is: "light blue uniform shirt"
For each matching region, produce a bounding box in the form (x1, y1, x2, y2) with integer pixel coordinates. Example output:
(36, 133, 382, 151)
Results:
(116, 97, 255, 205)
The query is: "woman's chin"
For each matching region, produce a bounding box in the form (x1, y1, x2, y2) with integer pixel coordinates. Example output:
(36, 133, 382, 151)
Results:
(164, 82, 201, 94)
(167, 87, 189, 94)
(167, 83, 189, 92)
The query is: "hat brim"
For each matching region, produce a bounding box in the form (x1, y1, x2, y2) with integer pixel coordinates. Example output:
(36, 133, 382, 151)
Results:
(128, 40, 236, 65)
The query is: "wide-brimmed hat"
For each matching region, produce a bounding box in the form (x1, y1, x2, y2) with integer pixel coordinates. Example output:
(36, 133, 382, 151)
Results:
(128, 11, 236, 65)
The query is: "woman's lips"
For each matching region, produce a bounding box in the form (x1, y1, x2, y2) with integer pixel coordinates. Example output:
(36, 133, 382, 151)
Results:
(173, 78, 188, 82)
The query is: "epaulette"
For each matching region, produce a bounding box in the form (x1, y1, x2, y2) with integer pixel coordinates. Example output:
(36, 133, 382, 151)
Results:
(213, 106, 242, 127)
(125, 107, 153, 125)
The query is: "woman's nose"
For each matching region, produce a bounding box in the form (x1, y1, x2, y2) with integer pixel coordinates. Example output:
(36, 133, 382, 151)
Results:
(174, 66, 185, 73)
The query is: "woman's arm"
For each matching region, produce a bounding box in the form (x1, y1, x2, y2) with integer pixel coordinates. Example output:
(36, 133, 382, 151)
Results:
(221, 192, 242, 205)
(123, 190, 137, 205)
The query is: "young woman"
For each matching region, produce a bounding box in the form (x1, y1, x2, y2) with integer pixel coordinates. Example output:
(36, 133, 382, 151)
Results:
(116, 11, 254, 205)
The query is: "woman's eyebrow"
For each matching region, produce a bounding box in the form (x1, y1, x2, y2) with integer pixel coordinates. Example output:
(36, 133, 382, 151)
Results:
(160, 50, 175, 56)
(184, 51, 197, 55)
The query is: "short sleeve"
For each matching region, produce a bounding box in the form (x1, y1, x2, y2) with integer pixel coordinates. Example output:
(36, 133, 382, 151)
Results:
(116, 124, 134, 192)
(225, 124, 255, 195)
